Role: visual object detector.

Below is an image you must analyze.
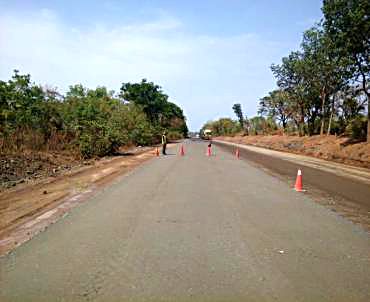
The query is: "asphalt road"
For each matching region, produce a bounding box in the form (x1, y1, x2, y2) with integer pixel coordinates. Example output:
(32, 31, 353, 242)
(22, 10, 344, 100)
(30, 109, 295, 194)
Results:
(213, 140, 370, 211)
(1, 140, 369, 302)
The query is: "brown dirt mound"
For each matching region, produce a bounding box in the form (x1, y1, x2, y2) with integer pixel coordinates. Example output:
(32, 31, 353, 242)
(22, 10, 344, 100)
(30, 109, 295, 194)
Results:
(0, 151, 83, 190)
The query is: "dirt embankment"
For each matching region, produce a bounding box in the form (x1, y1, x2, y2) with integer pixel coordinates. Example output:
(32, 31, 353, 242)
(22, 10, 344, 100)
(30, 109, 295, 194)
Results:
(1, 145, 141, 191)
(216, 135, 370, 169)
(1, 151, 85, 190)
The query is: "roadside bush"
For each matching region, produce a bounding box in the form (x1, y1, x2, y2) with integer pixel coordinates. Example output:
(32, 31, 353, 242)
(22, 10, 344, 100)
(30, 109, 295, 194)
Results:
(167, 130, 183, 141)
(0, 71, 188, 158)
(247, 116, 278, 135)
(201, 118, 241, 137)
(78, 121, 125, 158)
(345, 116, 367, 140)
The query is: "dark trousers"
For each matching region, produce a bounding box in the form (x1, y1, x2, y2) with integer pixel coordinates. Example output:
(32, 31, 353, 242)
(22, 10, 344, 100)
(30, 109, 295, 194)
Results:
(162, 143, 167, 155)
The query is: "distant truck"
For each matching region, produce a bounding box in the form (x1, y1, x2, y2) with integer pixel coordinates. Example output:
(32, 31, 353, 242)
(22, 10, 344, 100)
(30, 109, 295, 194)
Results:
(202, 129, 212, 140)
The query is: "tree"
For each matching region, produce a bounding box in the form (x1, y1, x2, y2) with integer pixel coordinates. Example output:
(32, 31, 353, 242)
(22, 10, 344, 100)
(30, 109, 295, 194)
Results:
(323, 0, 370, 141)
(232, 103, 244, 128)
(160, 101, 188, 137)
(120, 79, 168, 124)
(259, 90, 292, 130)
(248, 116, 277, 135)
(201, 118, 240, 136)
(301, 25, 345, 135)
(120, 79, 188, 137)
(271, 52, 309, 136)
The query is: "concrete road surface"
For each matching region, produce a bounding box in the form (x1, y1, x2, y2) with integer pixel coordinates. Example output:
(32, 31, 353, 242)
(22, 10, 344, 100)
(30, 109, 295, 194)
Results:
(1, 140, 369, 302)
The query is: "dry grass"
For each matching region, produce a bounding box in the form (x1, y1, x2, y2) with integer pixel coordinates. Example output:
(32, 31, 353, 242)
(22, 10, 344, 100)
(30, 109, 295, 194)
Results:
(1, 129, 77, 153)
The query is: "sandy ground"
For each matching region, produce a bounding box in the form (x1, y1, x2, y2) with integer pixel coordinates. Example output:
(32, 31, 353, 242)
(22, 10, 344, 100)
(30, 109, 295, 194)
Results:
(0, 145, 176, 256)
(1, 140, 369, 301)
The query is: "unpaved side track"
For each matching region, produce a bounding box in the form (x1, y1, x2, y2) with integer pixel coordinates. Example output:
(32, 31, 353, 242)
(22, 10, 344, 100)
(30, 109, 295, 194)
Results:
(0, 147, 160, 256)
(1, 140, 369, 301)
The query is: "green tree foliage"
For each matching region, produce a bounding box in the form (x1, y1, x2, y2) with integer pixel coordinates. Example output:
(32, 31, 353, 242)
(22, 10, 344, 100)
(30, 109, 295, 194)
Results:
(322, 0, 370, 141)
(0, 71, 188, 157)
(248, 116, 278, 135)
(202, 115, 278, 137)
(0, 70, 59, 150)
(232, 103, 244, 128)
(301, 26, 345, 135)
(120, 79, 188, 138)
(271, 51, 310, 136)
(201, 118, 241, 137)
(120, 79, 166, 123)
(63, 85, 130, 157)
(258, 0, 369, 140)
(258, 90, 292, 130)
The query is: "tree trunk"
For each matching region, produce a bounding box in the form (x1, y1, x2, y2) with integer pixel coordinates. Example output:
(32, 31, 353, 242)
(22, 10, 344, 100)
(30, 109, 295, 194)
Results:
(361, 79, 370, 142)
(299, 117, 305, 137)
(368, 95, 370, 142)
(320, 88, 326, 136)
(327, 94, 335, 136)
(357, 60, 369, 142)
(282, 118, 287, 130)
(307, 115, 315, 136)
(293, 118, 300, 135)
(299, 104, 305, 136)
(327, 110, 334, 136)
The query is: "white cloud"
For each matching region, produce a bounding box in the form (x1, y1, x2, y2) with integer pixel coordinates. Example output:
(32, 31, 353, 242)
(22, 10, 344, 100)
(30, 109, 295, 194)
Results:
(0, 8, 284, 129)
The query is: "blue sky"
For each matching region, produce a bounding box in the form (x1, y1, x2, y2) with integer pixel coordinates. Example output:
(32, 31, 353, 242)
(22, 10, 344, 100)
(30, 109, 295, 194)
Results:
(0, 0, 323, 130)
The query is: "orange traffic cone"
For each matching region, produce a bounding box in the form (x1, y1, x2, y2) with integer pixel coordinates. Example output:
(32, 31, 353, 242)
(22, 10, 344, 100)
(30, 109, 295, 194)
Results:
(235, 148, 240, 159)
(294, 169, 303, 192)
(180, 145, 185, 156)
(156, 147, 160, 157)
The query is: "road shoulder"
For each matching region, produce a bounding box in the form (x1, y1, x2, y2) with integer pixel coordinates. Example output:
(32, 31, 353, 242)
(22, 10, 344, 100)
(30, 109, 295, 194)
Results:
(214, 139, 370, 233)
(0, 146, 166, 256)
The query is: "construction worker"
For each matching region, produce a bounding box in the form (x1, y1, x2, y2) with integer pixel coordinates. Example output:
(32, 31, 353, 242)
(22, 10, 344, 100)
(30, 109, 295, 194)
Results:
(162, 131, 167, 155)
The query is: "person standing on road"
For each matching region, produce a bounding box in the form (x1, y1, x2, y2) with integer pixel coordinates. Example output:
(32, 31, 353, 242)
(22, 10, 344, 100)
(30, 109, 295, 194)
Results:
(162, 131, 167, 155)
